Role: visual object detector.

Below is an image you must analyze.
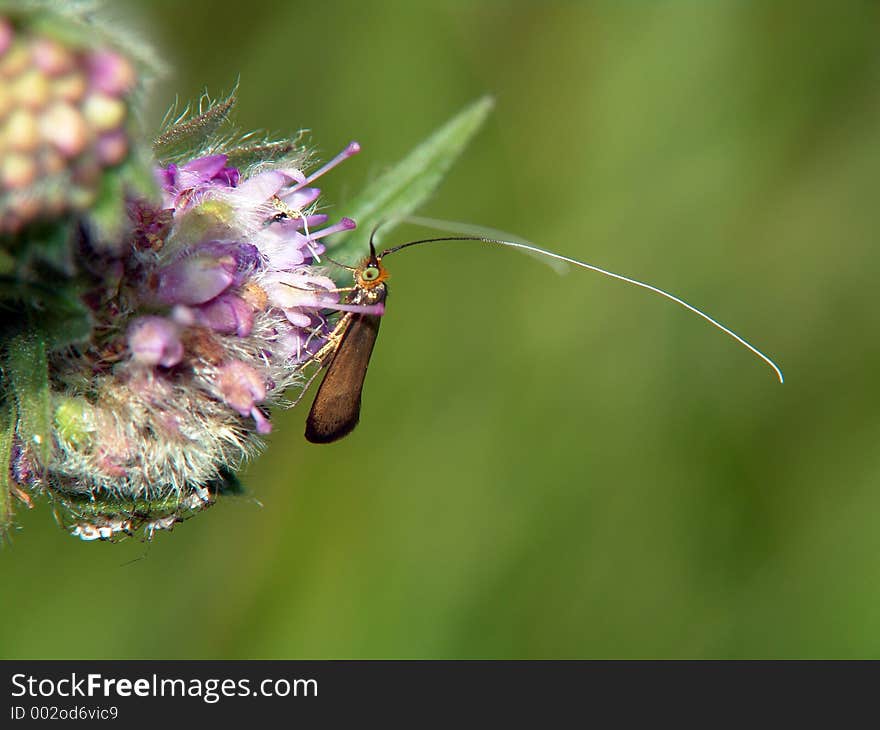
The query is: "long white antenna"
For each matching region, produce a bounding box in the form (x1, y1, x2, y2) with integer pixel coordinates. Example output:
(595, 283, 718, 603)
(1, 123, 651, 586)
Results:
(381, 236, 784, 383)
(403, 215, 568, 274)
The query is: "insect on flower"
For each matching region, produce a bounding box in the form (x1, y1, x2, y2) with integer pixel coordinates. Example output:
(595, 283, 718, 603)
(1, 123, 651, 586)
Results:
(304, 241, 388, 443)
(302, 227, 785, 444)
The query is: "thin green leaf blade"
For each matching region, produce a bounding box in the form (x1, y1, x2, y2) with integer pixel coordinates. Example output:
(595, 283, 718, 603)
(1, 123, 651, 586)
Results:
(0, 401, 14, 539)
(328, 96, 494, 275)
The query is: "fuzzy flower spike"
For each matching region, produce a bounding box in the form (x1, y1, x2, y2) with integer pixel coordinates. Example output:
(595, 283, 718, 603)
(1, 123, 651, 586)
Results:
(51, 138, 371, 540)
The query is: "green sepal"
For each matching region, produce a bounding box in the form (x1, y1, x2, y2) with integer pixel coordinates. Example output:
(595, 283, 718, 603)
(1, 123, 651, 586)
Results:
(54, 469, 243, 541)
(328, 96, 494, 279)
(56, 490, 213, 541)
(225, 137, 306, 172)
(59, 492, 206, 522)
(153, 90, 237, 164)
(154, 87, 308, 173)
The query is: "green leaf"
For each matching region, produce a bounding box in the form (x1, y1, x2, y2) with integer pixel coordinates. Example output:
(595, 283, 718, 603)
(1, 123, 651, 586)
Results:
(37, 292, 92, 352)
(5, 333, 52, 469)
(0, 279, 92, 350)
(328, 96, 494, 278)
(14, 219, 75, 276)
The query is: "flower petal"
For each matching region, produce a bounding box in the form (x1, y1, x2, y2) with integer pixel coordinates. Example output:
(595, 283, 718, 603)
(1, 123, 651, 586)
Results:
(127, 317, 183, 367)
(154, 254, 235, 305)
(194, 294, 254, 337)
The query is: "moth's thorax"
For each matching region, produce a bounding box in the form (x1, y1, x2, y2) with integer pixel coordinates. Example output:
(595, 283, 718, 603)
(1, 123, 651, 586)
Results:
(351, 281, 387, 305)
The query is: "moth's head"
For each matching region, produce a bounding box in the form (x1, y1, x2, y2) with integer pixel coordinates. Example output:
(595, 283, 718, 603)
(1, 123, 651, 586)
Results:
(356, 242, 389, 290)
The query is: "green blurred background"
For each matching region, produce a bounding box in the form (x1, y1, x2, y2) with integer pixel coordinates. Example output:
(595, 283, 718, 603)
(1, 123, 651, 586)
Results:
(2, 0, 879, 658)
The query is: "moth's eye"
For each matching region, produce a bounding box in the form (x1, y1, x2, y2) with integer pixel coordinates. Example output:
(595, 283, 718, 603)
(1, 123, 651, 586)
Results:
(362, 266, 381, 282)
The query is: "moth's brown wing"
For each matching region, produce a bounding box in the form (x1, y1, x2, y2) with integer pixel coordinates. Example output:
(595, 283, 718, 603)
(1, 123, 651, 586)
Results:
(305, 312, 382, 443)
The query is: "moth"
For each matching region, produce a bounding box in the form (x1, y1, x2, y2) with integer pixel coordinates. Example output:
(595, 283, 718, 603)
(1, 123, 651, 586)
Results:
(305, 241, 388, 443)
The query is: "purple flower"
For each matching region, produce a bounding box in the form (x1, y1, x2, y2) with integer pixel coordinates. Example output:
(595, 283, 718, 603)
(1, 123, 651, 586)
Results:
(192, 293, 254, 337)
(277, 186, 321, 212)
(127, 317, 183, 367)
(0, 12, 138, 236)
(274, 315, 331, 363)
(128, 199, 173, 252)
(152, 242, 258, 306)
(262, 271, 341, 327)
(153, 253, 235, 306)
(216, 361, 271, 434)
(85, 50, 136, 95)
(136, 143, 367, 443)
(0, 18, 12, 56)
(158, 154, 240, 209)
